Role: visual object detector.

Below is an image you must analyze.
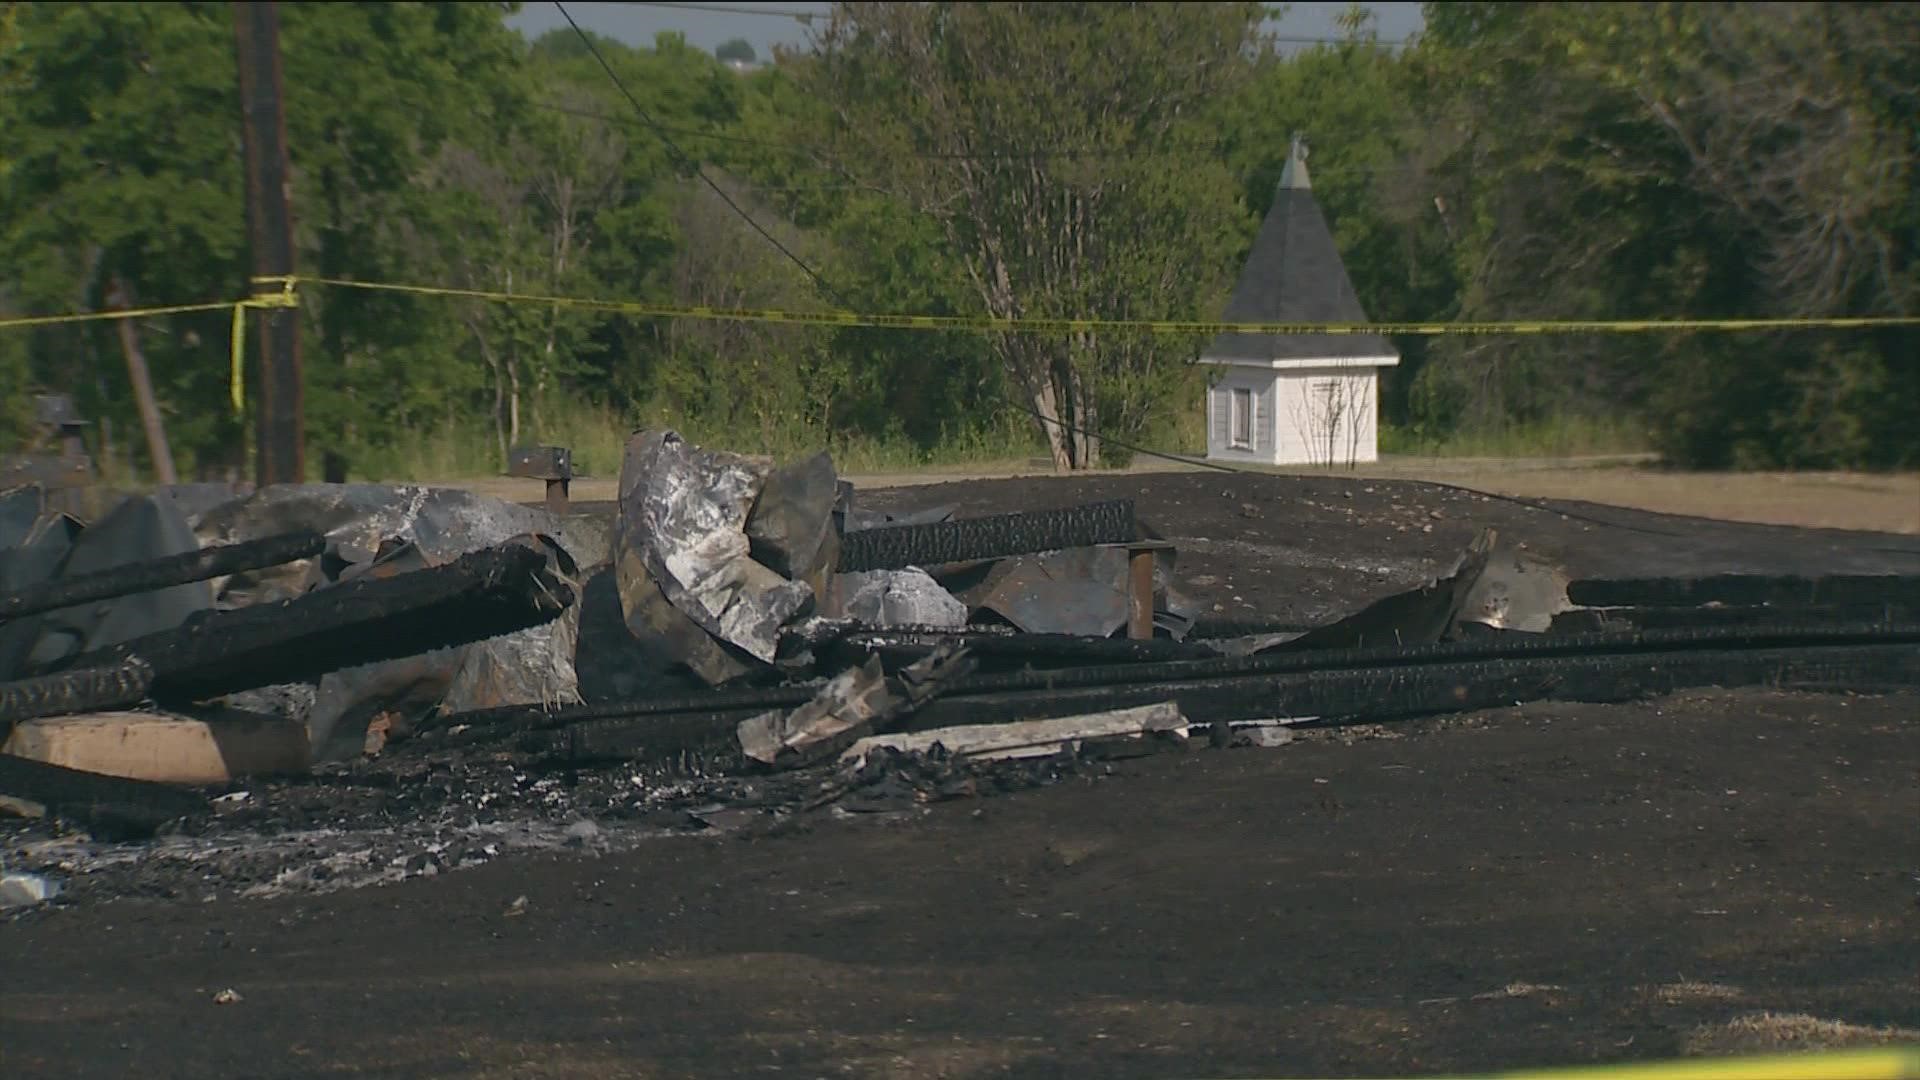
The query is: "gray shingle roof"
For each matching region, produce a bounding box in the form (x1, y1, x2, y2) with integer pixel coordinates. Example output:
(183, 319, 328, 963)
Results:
(1205, 139, 1397, 363)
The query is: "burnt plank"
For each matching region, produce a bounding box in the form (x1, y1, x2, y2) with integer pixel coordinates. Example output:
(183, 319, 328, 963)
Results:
(0, 530, 326, 622)
(838, 499, 1137, 573)
(0, 658, 153, 729)
(61, 542, 573, 703)
(0, 752, 207, 840)
(1567, 574, 1920, 608)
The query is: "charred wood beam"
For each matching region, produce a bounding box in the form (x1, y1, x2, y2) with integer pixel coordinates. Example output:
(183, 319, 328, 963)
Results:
(433, 620, 1920, 747)
(420, 682, 820, 737)
(832, 629, 1222, 666)
(906, 620, 1920, 700)
(837, 499, 1136, 573)
(0, 658, 153, 731)
(0, 752, 207, 840)
(424, 629, 1227, 740)
(60, 543, 573, 703)
(780, 620, 1019, 649)
(899, 642, 1920, 733)
(535, 640, 1920, 767)
(1567, 574, 1920, 608)
(1550, 603, 1920, 635)
(553, 705, 763, 766)
(0, 530, 325, 623)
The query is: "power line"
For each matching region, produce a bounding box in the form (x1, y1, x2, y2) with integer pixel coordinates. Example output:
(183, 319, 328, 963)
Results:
(618, 1, 1411, 46)
(530, 99, 800, 151)
(555, 3, 1682, 524)
(562, 8, 1243, 474)
(556, 3, 1636, 497)
(529, 100, 1428, 176)
(553, 1, 839, 304)
(531, 99, 1195, 162)
(620, 0, 820, 19)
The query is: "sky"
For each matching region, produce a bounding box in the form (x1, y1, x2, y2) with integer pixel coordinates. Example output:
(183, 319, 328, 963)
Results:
(507, 2, 1428, 60)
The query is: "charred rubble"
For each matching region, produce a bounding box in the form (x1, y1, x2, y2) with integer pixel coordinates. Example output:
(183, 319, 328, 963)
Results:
(2, 429, 1918, 909)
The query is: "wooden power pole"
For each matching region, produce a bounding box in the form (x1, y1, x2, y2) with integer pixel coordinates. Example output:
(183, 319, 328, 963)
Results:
(233, 1, 304, 486)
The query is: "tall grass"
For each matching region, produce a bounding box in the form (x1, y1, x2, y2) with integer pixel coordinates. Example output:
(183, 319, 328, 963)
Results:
(364, 395, 1052, 482)
(1379, 414, 1651, 459)
(357, 394, 1650, 484)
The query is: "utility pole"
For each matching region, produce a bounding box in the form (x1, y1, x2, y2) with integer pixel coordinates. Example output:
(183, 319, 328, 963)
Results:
(233, 1, 304, 486)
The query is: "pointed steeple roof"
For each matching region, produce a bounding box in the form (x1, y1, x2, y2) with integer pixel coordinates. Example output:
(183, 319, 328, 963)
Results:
(1206, 134, 1397, 362)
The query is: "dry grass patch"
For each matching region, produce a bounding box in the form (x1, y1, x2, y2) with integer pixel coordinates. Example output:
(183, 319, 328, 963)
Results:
(1652, 980, 1745, 1005)
(1475, 982, 1566, 1001)
(1683, 1012, 1920, 1056)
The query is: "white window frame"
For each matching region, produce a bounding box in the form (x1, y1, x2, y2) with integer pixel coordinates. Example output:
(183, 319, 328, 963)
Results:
(1229, 387, 1254, 449)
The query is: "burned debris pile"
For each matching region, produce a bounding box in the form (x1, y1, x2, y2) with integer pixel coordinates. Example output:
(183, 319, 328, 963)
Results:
(2, 429, 1918, 907)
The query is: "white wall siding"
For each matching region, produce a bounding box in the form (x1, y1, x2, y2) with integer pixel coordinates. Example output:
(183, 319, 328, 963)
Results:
(1203, 359, 1387, 466)
(1256, 380, 1275, 456)
(1275, 368, 1379, 467)
(1205, 366, 1278, 463)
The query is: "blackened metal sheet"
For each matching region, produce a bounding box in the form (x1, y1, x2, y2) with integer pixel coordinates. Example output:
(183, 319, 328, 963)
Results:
(972, 545, 1183, 638)
(975, 548, 1131, 637)
(22, 493, 210, 673)
(1267, 529, 1496, 653)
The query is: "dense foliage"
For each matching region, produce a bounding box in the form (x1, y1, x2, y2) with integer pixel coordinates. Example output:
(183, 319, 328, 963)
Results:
(1, 2, 1912, 480)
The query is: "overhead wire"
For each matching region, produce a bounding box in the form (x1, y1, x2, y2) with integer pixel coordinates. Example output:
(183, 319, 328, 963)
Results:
(552, 1, 836, 306)
(549, 2, 1691, 528)
(618, 0, 822, 19)
(616, 0, 1413, 46)
(528, 99, 1433, 181)
(553, 0, 1243, 477)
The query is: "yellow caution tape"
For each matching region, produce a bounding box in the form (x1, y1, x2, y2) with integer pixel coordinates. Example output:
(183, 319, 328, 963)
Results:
(264, 275, 1920, 336)
(4, 275, 1916, 423)
(229, 276, 300, 416)
(1418, 1047, 1920, 1080)
(0, 287, 294, 417)
(0, 299, 236, 330)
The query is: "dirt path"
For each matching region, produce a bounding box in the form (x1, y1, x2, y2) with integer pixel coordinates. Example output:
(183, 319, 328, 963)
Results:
(4, 467, 1915, 1078)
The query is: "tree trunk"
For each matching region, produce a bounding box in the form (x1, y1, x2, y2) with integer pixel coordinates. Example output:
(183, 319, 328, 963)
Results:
(1030, 371, 1072, 471)
(1065, 362, 1098, 470)
(105, 275, 179, 485)
(472, 320, 507, 468)
(507, 355, 522, 451)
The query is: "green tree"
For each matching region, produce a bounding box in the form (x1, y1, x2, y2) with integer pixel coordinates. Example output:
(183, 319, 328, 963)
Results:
(1407, 2, 1917, 467)
(715, 37, 755, 64)
(0, 2, 533, 479)
(807, 2, 1266, 469)
(715, 58, 1006, 454)
(0, 3, 248, 474)
(277, 2, 531, 472)
(0, 0, 35, 444)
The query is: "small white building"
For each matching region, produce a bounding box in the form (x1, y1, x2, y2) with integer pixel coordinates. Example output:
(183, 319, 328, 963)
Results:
(1201, 136, 1399, 467)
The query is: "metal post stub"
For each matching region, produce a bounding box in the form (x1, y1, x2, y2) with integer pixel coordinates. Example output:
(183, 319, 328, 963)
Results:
(1101, 540, 1176, 641)
(508, 445, 574, 515)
